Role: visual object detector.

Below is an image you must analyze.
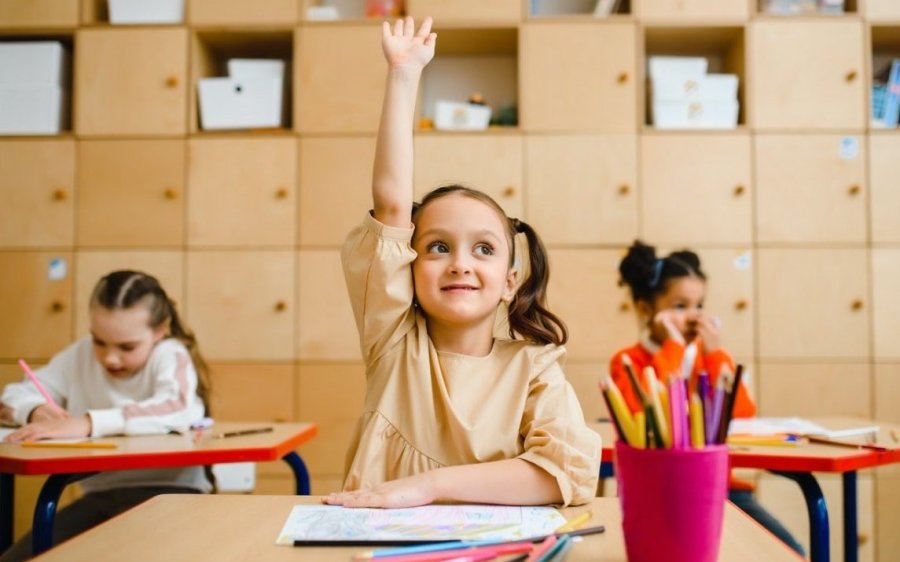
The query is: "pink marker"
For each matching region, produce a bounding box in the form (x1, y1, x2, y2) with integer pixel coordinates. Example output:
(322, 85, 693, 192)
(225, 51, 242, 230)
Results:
(17, 358, 64, 414)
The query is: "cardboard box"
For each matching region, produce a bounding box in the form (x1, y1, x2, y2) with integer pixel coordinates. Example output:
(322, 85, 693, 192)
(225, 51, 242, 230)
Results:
(108, 0, 184, 24)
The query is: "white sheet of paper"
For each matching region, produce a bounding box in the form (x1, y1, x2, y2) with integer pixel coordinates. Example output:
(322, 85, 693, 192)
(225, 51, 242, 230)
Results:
(275, 504, 567, 545)
(728, 417, 878, 439)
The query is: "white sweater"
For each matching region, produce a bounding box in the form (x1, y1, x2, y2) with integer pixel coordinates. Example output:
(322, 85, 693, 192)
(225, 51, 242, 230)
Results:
(1, 337, 211, 493)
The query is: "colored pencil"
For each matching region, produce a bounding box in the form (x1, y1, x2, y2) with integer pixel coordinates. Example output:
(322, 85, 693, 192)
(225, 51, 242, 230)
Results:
(17, 359, 65, 415)
(525, 535, 556, 562)
(554, 511, 591, 533)
(533, 535, 571, 562)
(21, 440, 117, 449)
(796, 434, 889, 453)
(212, 426, 273, 439)
(363, 542, 533, 562)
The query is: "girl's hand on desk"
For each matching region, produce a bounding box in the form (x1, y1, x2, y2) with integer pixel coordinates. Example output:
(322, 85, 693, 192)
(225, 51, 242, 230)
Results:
(6, 415, 90, 443)
(322, 473, 436, 508)
(29, 403, 70, 423)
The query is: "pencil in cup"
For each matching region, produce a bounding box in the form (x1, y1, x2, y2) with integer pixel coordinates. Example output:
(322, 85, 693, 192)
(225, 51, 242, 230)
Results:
(17, 359, 65, 415)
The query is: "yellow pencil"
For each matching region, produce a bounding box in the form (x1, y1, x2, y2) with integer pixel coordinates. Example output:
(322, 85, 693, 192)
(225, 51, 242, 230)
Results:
(689, 391, 705, 449)
(644, 366, 670, 448)
(555, 510, 592, 533)
(633, 410, 646, 449)
(21, 441, 117, 449)
(603, 376, 639, 447)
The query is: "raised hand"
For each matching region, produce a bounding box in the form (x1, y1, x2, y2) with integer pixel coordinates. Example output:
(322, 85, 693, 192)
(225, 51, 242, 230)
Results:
(381, 16, 437, 70)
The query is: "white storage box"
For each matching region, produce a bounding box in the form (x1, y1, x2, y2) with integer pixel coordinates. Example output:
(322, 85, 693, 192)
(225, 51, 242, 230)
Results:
(0, 42, 70, 87)
(0, 42, 70, 134)
(198, 77, 284, 130)
(647, 56, 708, 83)
(0, 87, 69, 134)
(652, 99, 739, 129)
(108, 0, 184, 24)
(651, 74, 738, 102)
(433, 100, 492, 131)
(228, 59, 285, 81)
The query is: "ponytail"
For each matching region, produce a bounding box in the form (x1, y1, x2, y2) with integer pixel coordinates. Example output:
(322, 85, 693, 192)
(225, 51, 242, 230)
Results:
(618, 240, 706, 304)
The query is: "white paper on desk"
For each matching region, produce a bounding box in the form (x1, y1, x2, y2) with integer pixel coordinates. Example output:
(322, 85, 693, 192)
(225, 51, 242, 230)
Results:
(729, 417, 879, 438)
(275, 504, 566, 545)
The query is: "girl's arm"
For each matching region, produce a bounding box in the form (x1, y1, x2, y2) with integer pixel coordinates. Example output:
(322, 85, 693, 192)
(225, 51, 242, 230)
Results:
(372, 16, 436, 227)
(324, 459, 561, 508)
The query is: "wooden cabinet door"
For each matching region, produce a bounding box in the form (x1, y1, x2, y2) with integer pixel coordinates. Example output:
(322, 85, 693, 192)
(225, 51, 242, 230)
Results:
(525, 134, 637, 245)
(870, 134, 900, 243)
(187, 137, 296, 248)
(749, 20, 865, 130)
(406, 0, 521, 22)
(865, 0, 900, 20)
(872, 249, 900, 361)
(0, 252, 72, 359)
(295, 25, 385, 134)
(208, 363, 295, 422)
(757, 249, 869, 360)
(0, 140, 74, 248)
(297, 250, 359, 361)
(640, 132, 752, 245)
(188, 0, 297, 25)
(77, 140, 185, 247)
(637, 0, 748, 20)
(186, 251, 295, 361)
(75, 28, 187, 136)
(73, 250, 184, 337)
(0, 0, 78, 27)
(547, 249, 636, 362)
(520, 22, 637, 132)
(298, 136, 375, 247)
(414, 133, 523, 218)
(695, 248, 754, 359)
(755, 134, 866, 243)
(757, 362, 871, 418)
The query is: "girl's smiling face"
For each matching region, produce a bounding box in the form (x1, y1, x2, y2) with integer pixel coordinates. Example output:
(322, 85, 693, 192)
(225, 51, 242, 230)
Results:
(89, 304, 165, 379)
(411, 194, 517, 335)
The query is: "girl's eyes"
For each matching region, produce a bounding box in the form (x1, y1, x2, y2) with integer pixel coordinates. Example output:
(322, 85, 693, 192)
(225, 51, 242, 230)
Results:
(474, 243, 494, 256)
(425, 242, 495, 256)
(426, 241, 449, 254)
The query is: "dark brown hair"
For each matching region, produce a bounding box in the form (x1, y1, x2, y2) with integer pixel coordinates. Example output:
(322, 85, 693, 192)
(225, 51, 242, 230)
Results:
(90, 270, 211, 411)
(618, 240, 706, 304)
(412, 185, 568, 346)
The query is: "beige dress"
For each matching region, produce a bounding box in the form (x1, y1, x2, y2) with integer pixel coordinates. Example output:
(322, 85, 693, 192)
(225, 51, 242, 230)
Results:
(341, 213, 601, 506)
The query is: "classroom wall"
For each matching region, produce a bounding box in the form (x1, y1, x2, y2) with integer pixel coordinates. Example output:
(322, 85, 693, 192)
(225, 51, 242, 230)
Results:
(1, 0, 899, 559)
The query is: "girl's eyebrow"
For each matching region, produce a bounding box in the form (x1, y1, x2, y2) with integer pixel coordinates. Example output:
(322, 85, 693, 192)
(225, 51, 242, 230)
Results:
(416, 228, 502, 243)
(90, 332, 142, 347)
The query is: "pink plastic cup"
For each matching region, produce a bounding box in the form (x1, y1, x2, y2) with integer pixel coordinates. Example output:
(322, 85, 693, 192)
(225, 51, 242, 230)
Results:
(615, 441, 729, 562)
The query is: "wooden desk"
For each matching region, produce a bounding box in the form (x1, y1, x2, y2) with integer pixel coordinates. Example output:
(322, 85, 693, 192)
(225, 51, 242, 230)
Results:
(0, 421, 318, 556)
(592, 417, 900, 562)
(32, 495, 803, 562)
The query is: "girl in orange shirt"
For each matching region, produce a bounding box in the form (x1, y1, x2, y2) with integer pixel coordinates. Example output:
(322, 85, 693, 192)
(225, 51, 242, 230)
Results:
(609, 240, 804, 556)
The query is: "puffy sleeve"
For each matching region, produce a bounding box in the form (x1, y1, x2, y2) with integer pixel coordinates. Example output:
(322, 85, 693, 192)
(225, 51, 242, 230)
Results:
(341, 212, 418, 364)
(518, 346, 601, 506)
(88, 341, 204, 437)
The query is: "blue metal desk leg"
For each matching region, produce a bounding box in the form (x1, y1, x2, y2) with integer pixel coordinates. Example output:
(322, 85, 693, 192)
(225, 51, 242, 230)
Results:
(31, 472, 95, 557)
(773, 470, 829, 562)
(282, 451, 310, 496)
(599, 461, 614, 480)
(1, 473, 13, 553)
(843, 471, 857, 562)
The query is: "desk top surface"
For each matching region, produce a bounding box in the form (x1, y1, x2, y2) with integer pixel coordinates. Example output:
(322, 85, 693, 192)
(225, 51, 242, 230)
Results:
(0, 422, 318, 475)
(593, 416, 900, 472)
(32, 495, 804, 562)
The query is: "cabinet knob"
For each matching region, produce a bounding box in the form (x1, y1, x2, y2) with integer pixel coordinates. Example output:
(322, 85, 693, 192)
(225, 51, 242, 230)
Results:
(163, 188, 178, 200)
(845, 70, 857, 82)
(275, 187, 289, 199)
(733, 185, 745, 197)
(617, 72, 629, 84)
(50, 301, 65, 313)
(851, 299, 864, 311)
(618, 184, 630, 195)
(848, 184, 861, 196)
(619, 302, 630, 312)
(274, 300, 287, 312)
(735, 299, 748, 311)
(165, 75, 179, 88)
(51, 188, 68, 201)
(502, 185, 516, 197)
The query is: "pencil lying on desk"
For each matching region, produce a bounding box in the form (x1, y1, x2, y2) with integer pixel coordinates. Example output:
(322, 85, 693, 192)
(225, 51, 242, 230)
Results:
(796, 434, 888, 452)
(212, 427, 273, 439)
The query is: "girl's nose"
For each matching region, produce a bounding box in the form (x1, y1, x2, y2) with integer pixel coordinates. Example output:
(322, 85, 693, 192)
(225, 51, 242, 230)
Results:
(448, 253, 472, 274)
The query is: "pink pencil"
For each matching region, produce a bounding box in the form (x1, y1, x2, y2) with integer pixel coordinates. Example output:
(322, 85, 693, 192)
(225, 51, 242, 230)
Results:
(17, 359, 64, 414)
(372, 542, 532, 562)
(525, 535, 557, 562)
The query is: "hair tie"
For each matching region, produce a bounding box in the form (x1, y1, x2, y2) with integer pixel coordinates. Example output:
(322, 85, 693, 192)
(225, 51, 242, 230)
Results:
(511, 218, 522, 232)
(649, 259, 664, 289)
